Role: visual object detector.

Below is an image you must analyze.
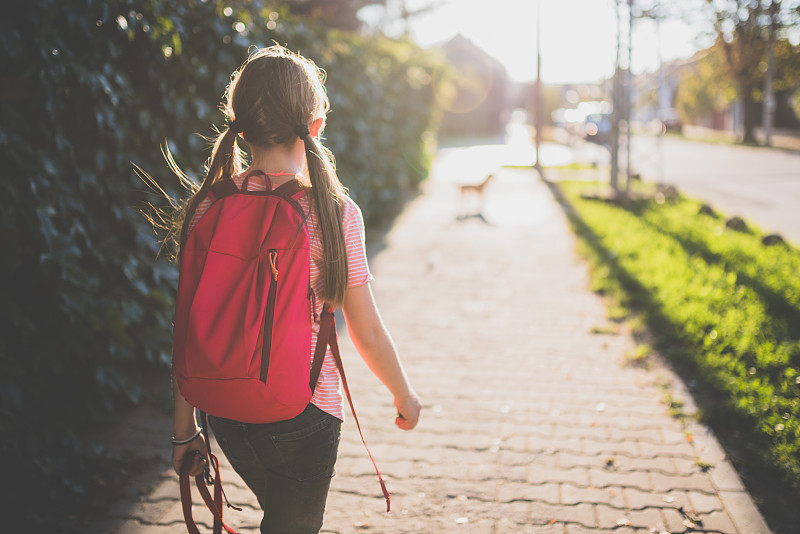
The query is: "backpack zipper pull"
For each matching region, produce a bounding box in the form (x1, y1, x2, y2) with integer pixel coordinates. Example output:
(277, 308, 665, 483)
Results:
(308, 286, 319, 322)
(268, 250, 279, 280)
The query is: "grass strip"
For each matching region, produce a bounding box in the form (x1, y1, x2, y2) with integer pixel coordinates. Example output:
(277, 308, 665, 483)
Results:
(553, 180, 800, 528)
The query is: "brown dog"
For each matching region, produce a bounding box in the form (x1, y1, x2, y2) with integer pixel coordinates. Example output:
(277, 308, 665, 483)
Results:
(458, 173, 494, 219)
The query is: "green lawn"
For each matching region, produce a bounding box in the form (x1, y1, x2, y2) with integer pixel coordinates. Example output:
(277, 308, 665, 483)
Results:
(555, 181, 800, 516)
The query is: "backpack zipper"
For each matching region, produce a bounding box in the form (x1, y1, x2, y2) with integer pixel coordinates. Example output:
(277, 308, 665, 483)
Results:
(260, 249, 279, 383)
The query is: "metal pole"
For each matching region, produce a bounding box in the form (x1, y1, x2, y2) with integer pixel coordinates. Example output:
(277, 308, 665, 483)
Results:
(610, 0, 621, 193)
(535, 0, 543, 174)
(763, 0, 776, 146)
(625, 0, 633, 193)
(656, 15, 665, 185)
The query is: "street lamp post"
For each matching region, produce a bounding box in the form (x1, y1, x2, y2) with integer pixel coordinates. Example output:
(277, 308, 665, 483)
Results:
(625, 0, 633, 193)
(610, 0, 621, 193)
(534, 0, 543, 175)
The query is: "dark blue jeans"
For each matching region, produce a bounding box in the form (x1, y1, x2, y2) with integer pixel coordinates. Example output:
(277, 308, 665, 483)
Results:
(209, 404, 341, 534)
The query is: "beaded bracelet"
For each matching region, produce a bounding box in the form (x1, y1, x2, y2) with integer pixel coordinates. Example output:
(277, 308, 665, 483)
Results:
(171, 428, 202, 446)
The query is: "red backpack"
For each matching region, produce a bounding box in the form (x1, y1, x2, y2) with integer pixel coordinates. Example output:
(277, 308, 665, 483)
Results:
(173, 172, 318, 424)
(173, 171, 389, 533)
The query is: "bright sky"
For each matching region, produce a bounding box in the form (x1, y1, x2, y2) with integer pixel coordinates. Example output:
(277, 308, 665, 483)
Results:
(361, 0, 712, 84)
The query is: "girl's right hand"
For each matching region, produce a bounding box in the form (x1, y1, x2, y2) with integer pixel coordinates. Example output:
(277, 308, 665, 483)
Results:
(172, 434, 209, 477)
(394, 392, 423, 430)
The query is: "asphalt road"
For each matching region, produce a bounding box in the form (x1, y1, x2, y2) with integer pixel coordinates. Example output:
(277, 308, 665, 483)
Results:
(627, 135, 800, 246)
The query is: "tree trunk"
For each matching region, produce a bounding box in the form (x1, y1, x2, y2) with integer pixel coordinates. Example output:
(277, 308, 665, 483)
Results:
(741, 90, 759, 144)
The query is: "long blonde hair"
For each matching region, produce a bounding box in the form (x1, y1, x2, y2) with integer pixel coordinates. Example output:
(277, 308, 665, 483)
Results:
(179, 46, 349, 307)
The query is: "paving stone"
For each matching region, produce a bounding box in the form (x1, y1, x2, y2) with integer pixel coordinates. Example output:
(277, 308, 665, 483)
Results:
(496, 518, 567, 534)
(561, 483, 625, 508)
(615, 455, 682, 476)
(638, 440, 696, 458)
(717, 490, 773, 533)
(648, 472, 715, 494)
(662, 506, 693, 533)
(552, 423, 610, 440)
(567, 528, 647, 534)
(587, 468, 653, 491)
(499, 447, 557, 469)
(687, 490, 724, 514)
(529, 502, 598, 529)
(671, 456, 701, 476)
(596, 503, 662, 530)
(496, 481, 560, 505)
(465, 461, 526, 483)
(623, 487, 690, 511)
(581, 438, 641, 457)
(528, 466, 591, 487)
(529, 435, 583, 454)
(699, 510, 740, 533)
(104, 519, 189, 533)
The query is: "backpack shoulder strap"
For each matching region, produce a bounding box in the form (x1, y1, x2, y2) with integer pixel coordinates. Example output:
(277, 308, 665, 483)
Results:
(208, 176, 240, 203)
(179, 451, 238, 534)
(271, 179, 307, 224)
(312, 305, 391, 513)
(272, 178, 305, 199)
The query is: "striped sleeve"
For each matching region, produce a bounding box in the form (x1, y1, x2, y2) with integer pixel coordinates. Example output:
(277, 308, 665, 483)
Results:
(342, 197, 373, 288)
(186, 196, 212, 236)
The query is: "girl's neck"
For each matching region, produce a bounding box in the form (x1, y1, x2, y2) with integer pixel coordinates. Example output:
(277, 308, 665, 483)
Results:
(246, 140, 306, 186)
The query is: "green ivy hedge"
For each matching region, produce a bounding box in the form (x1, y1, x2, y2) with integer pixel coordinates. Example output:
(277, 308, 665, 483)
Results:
(0, 0, 439, 526)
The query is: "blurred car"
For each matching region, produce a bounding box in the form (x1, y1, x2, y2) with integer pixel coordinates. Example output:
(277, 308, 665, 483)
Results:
(658, 108, 683, 133)
(584, 113, 611, 145)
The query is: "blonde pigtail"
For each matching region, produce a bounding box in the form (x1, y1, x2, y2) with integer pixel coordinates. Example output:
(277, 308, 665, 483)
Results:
(178, 125, 242, 256)
(301, 131, 348, 308)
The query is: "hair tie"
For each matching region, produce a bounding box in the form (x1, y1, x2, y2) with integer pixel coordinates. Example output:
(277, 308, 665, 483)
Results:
(228, 118, 244, 134)
(293, 124, 310, 139)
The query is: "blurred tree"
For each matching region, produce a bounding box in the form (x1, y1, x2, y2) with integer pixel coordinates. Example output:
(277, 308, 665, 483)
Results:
(676, 45, 737, 127)
(794, 89, 800, 118)
(277, 0, 387, 30)
(702, 0, 800, 142)
(676, 37, 800, 129)
(762, 38, 800, 129)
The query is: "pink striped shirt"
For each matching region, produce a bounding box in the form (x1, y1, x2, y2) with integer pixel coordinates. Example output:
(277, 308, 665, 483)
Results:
(187, 171, 373, 420)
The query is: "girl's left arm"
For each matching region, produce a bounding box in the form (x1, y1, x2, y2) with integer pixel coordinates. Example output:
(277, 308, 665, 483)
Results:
(342, 283, 422, 430)
(171, 372, 208, 476)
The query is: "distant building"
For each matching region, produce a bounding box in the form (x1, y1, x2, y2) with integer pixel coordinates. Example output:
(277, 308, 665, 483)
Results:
(436, 35, 510, 139)
(634, 50, 799, 133)
(633, 55, 698, 125)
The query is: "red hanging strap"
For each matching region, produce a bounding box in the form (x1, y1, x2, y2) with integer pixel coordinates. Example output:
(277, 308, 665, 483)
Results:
(319, 307, 391, 512)
(179, 451, 238, 534)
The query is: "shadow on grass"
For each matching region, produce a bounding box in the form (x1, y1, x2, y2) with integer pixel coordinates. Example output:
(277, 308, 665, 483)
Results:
(542, 178, 800, 534)
(632, 211, 800, 356)
(614, 195, 800, 368)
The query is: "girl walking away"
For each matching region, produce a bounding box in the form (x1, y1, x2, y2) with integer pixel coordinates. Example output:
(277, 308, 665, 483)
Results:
(169, 46, 422, 533)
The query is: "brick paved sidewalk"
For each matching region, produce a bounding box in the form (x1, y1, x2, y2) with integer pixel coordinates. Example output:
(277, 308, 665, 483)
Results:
(85, 151, 771, 533)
